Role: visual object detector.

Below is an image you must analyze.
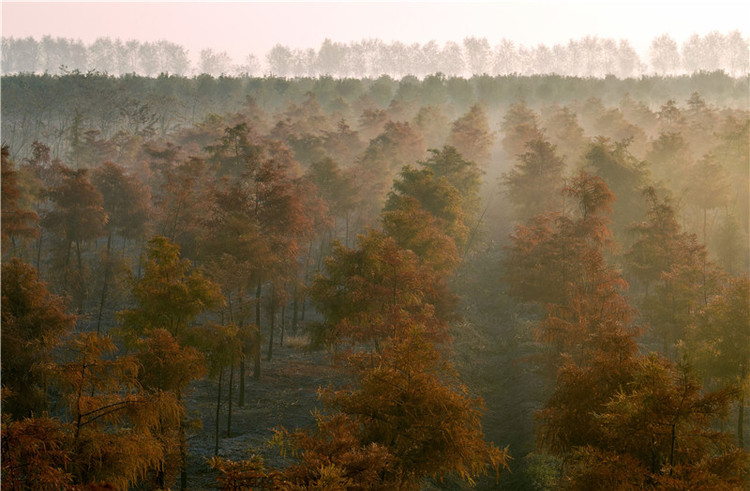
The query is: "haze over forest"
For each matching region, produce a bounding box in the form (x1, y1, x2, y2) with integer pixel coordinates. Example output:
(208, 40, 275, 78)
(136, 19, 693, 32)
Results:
(1, 2, 749, 490)
(2, 31, 750, 78)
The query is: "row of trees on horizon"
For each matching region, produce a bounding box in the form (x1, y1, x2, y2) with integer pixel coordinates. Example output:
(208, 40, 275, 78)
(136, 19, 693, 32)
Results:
(2, 31, 749, 78)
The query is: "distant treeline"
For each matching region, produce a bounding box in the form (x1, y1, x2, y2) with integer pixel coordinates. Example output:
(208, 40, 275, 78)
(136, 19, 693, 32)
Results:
(2, 32, 748, 78)
(3, 71, 748, 162)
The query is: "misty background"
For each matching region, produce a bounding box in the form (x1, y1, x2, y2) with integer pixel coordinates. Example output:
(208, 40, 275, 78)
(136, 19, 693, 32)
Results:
(2, 31, 749, 78)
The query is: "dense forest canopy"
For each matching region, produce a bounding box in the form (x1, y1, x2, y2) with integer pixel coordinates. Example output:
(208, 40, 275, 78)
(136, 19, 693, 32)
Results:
(2, 36, 749, 489)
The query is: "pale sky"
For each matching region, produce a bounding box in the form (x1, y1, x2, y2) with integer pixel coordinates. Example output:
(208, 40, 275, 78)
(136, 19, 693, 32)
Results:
(2, 1, 749, 63)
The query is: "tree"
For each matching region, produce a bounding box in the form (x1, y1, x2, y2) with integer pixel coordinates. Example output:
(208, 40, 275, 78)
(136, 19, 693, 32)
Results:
(356, 121, 427, 224)
(625, 188, 710, 353)
(136, 329, 207, 489)
(116, 236, 222, 488)
(308, 324, 509, 489)
(688, 277, 750, 448)
(1, 258, 76, 419)
(153, 156, 214, 257)
(306, 157, 358, 244)
(503, 171, 616, 307)
(551, 355, 748, 488)
(420, 145, 483, 217)
(382, 196, 460, 275)
(541, 105, 588, 167)
(92, 161, 150, 333)
(447, 104, 494, 167)
(645, 131, 694, 192)
(683, 154, 730, 246)
(189, 323, 242, 456)
(524, 181, 747, 488)
(583, 137, 650, 239)
(199, 48, 232, 76)
(502, 138, 566, 222)
(118, 236, 223, 343)
(309, 230, 455, 349)
(385, 165, 469, 249)
(1, 145, 39, 254)
(53, 332, 180, 488)
(42, 165, 107, 310)
(500, 101, 545, 160)
(649, 34, 681, 74)
(266, 44, 294, 77)
(1, 416, 72, 490)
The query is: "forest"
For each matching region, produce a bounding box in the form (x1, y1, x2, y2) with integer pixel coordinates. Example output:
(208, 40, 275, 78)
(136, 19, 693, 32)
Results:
(1, 66, 749, 490)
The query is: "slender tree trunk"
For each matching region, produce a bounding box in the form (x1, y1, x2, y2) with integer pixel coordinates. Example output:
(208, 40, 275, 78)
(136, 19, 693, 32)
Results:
(345, 211, 350, 248)
(291, 280, 299, 335)
(280, 303, 286, 347)
(178, 390, 188, 491)
(267, 283, 276, 361)
(740, 365, 746, 448)
(238, 357, 246, 407)
(64, 239, 72, 284)
(669, 423, 676, 472)
(739, 395, 745, 449)
(267, 309, 275, 361)
(238, 290, 246, 408)
(214, 368, 223, 456)
(254, 281, 262, 380)
(136, 237, 145, 279)
(75, 239, 83, 279)
(35, 228, 43, 272)
(226, 363, 234, 438)
(95, 232, 113, 334)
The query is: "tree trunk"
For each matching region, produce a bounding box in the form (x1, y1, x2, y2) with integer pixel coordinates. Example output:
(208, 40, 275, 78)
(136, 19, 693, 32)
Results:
(291, 281, 299, 335)
(226, 363, 234, 438)
(238, 290, 246, 408)
(254, 281, 262, 380)
(280, 303, 286, 347)
(95, 232, 113, 335)
(178, 390, 188, 491)
(267, 283, 276, 361)
(669, 423, 676, 473)
(739, 395, 745, 449)
(238, 358, 246, 407)
(345, 211, 350, 248)
(75, 239, 84, 279)
(214, 368, 223, 456)
(267, 309, 276, 361)
(35, 228, 43, 272)
(739, 365, 746, 448)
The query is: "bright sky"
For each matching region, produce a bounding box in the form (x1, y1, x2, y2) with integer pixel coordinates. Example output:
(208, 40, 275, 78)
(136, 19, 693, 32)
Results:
(2, 1, 749, 63)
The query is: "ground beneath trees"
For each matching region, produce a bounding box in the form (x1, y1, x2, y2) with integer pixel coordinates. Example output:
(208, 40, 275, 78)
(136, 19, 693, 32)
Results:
(184, 341, 342, 489)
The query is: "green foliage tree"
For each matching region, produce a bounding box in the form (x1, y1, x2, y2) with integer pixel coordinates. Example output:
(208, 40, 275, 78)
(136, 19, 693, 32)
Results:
(502, 138, 566, 222)
(688, 276, 750, 448)
(500, 101, 544, 159)
(583, 137, 650, 239)
(625, 188, 712, 353)
(118, 235, 223, 342)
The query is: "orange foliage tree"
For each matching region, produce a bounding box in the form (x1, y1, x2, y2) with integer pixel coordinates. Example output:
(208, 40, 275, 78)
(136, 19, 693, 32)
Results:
(504, 173, 748, 486)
